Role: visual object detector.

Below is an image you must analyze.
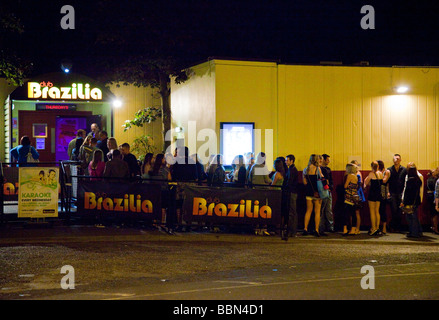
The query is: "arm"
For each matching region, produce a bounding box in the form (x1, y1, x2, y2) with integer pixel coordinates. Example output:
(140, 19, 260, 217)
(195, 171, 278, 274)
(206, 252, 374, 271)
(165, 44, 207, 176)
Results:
(31, 146, 39, 160)
(400, 176, 408, 205)
(344, 174, 353, 189)
(418, 171, 424, 203)
(383, 169, 390, 183)
(264, 172, 271, 185)
(385, 170, 391, 198)
(363, 172, 371, 188)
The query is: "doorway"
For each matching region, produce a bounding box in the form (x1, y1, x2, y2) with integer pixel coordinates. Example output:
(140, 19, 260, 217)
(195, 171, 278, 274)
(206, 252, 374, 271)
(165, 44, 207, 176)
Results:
(18, 110, 93, 162)
(55, 117, 87, 161)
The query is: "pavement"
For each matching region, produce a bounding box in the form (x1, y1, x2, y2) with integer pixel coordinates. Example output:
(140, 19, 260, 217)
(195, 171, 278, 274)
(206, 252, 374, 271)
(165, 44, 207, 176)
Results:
(1, 221, 438, 246)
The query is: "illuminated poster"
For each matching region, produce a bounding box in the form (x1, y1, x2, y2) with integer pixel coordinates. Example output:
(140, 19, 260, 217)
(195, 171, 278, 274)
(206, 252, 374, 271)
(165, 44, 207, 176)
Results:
(220, 123, 254, 165)
(18, 167, 59, 218)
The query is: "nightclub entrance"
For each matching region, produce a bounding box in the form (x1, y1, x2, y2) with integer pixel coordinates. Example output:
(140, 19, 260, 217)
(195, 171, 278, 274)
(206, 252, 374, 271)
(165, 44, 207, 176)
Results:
(18, 110, 101, 162)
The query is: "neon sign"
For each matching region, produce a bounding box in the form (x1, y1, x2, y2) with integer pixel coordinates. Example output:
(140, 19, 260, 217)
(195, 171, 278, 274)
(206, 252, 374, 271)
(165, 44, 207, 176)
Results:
(36, 103, 77, 110)
(28, 81, 103, 100)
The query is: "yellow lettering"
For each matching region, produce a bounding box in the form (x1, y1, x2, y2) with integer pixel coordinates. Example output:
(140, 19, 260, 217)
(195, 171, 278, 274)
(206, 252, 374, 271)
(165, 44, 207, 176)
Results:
(28, 82, 41, 98)
(84, 192, 96, 209)
(239, 200, 245, 217)
(103, 198, 113, 211)
(90, 88, 102, 100)
(193, 197, 207, 216)
(245, 200, 254, 218)
(214, 203, 227, 217)
(48, 87, 61, 99)
(4, 182, 16, 196)
(114, 198, 123, 211)
(259, 205, 272, 219)
(207, 203, 215, 216)
(136, 195, 141, 213)
(141, 200, 153, 213)
(227, 204, 239, 217)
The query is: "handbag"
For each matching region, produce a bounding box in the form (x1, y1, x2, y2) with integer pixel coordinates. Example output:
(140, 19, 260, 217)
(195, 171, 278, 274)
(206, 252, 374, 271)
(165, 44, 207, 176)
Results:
(401, 205, 415, 214)
(27, 151, 39, 163)
(401, 182, 419, 215)
(316, 168, 329, 199)
(380, 183, 387, 200)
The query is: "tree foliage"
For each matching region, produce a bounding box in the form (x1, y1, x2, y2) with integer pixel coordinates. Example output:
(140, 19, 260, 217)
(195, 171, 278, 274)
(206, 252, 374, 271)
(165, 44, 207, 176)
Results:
(122, 107, 162, 132)
(0, 7, 32, 85)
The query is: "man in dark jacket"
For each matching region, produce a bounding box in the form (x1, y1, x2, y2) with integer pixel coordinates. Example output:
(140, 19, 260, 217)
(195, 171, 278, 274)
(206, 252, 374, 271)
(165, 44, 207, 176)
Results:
(387, 154, 407, 233)
(103, 149, 130, 182)
(97, 130, 109, 162)
(120, 143, 140, 178)
(285, 154, 299, 237)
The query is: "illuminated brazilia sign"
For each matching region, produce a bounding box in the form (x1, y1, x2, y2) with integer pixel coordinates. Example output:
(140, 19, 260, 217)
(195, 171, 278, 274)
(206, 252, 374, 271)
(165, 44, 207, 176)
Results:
(28, 81, 103, 100)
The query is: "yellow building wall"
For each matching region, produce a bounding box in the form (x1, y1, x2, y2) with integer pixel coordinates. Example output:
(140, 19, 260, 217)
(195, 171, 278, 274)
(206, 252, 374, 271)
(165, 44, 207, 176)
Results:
(171, 59, 439, 171)
(109, 83, 163, 157)
(214, 60, 278, 166)
(170, 61, 216, 161)
(278, 65, 439, 170)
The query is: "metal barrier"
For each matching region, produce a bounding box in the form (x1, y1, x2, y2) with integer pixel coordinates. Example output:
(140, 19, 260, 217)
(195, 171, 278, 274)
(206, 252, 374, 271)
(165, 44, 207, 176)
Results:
(1, 161, 284, 234)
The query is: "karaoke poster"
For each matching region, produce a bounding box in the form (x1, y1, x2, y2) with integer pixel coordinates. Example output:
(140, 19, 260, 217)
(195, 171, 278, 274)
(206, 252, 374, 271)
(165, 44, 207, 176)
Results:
(18, 167, 59, 218)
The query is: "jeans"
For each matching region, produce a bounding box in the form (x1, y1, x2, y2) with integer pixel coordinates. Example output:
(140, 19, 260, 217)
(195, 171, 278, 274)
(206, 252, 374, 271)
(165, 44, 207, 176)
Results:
(319, 192, 334, 232)
(406, 206, 423, 237)
(389, 193, 403, 231)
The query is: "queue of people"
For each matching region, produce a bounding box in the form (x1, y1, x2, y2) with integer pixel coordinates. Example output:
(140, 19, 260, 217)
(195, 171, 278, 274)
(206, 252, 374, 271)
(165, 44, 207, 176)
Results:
(61, 127, 439, 239)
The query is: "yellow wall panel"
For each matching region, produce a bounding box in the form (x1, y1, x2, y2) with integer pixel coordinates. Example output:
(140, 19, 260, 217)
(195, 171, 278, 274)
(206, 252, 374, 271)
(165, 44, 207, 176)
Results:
(215, 60, 278, 163)
(170, 60, 439, 171)
(110, 83, 163, 156)
(170, 61, 216, 160)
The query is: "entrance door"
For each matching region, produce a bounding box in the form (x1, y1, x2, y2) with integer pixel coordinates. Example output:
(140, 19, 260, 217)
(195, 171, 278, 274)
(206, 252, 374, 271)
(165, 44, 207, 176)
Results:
(18, 110, 93, 163)
(55, 117, 87, 161)
(19, 111, 56, 162)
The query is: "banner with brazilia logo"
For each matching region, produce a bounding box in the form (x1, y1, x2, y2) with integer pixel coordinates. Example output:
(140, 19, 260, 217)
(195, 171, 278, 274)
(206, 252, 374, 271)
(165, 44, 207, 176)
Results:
(183, 185, 282, 225)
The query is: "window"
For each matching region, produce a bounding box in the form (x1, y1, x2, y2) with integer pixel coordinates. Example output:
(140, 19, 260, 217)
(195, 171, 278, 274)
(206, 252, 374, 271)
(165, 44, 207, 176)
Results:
(32, 123, 48, 138)
(220, 122, 254, 166)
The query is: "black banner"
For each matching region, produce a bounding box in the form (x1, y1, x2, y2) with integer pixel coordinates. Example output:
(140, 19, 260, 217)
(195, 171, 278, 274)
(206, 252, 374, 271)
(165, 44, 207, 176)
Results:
(183, 185, 282, 225)
(77, 180, 162, 219)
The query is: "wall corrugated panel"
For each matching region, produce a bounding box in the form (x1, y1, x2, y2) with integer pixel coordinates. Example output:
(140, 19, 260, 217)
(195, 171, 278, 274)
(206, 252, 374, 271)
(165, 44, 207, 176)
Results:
(279, 65, 439, 170)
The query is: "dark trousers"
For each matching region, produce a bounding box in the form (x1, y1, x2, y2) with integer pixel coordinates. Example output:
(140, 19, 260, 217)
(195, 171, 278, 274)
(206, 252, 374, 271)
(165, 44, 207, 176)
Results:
(389, 193, 403, 231)
(379, 199, 387, 223)
(406, 206, 422, 237)
(287, 193, 298, 236)
(343, 203, 356, 229)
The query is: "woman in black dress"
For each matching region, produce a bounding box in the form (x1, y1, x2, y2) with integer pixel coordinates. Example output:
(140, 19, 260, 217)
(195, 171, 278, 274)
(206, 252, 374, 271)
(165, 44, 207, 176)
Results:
(401, 163, 423, 238)
(364, 161, 383, 235)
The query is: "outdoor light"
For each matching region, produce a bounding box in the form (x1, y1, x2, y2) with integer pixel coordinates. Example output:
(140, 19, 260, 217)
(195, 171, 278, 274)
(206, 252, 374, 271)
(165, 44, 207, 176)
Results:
(395, 86, 409, 94)
(60, 59, 72, 73)
(112, 99, 122, 108)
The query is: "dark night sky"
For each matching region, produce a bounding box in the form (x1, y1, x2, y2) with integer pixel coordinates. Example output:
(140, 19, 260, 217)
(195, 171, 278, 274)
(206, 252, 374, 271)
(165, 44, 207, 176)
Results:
(4, 0, 439, 77)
